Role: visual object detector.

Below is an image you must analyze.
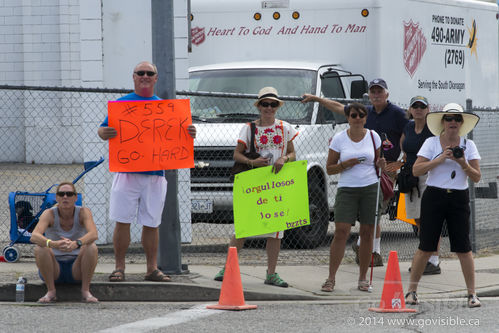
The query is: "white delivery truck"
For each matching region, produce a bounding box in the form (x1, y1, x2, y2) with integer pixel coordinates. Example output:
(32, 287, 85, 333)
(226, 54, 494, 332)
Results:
(186, 0, 499, 248)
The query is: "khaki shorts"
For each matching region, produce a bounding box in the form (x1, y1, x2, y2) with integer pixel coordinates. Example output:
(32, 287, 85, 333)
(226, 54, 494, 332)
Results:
(333, 183, 378, 225)
(404, 173, 428, 219)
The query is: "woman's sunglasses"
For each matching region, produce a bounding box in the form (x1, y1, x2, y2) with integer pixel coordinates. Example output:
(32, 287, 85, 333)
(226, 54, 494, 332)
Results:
(134, 71, 157, 77)
(443, 115, 463, 122)
(56, 191, 76, 197)
(349, 113, 366, 119)
(411, 104, 427, 109)
(259, 101, 279, 108)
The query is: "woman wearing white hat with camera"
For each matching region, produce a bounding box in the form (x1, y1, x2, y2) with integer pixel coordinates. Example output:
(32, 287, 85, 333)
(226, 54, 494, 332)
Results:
(405, 103, 481, 308)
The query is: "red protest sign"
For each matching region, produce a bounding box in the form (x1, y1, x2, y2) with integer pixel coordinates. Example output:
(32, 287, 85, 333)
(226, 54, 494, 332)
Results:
(107, 99, 194, 172)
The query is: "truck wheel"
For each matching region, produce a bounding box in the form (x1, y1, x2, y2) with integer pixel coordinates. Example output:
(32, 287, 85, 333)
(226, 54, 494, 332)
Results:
(284, 184, 329, 249)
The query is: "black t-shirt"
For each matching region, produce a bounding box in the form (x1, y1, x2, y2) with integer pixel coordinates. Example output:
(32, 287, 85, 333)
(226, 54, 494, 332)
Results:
(402, 121, 434, 166)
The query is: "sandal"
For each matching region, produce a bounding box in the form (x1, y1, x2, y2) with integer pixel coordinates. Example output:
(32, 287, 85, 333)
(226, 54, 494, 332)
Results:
(468, 294, 481, 308)
(358, 280, 369, 292)
(405, 291, 419, 305)
(108, 269, 125, 282)
(321, 279, 335, 292)
(37, 293, 57, 304)
(145, 269, 171, 282)
(82, 295, 99, 304)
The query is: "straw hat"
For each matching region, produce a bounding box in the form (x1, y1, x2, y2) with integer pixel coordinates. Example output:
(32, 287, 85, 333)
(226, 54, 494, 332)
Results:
(426, 103, 480, 136)
(254, 87, 284, 107)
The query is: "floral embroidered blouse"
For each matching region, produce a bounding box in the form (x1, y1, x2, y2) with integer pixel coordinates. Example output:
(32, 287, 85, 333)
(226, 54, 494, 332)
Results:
(237, 119, 299, 164)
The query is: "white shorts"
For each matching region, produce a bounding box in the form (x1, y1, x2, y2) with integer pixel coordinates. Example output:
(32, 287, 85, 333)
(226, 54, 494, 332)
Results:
(405, 173, 428, 219)
(109, 173, 167, 228)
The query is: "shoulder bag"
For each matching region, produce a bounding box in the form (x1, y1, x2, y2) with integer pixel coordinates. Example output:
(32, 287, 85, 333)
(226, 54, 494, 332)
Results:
(229, 122, 260, 181)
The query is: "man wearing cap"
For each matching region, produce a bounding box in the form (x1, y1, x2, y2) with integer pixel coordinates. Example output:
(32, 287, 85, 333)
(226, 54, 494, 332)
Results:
(302, 78, 408, 266)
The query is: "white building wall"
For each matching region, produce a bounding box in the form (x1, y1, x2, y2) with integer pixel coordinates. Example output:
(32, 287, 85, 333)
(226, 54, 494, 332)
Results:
(0, 0, 192, 244)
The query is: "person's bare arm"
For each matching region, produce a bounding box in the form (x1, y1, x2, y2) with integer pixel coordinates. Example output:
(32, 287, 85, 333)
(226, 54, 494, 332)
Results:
(97, 126, 117, 140)
(272, 141, 296, 174)
(233, 142, 270, 168)
(78, 207, 98, 245)
(301, 94, 344, 115)
(30, 209, 54, 247)
(62, 207, 98, 252)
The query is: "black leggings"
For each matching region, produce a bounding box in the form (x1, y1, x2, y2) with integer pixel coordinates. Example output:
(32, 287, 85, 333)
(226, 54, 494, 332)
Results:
(419, 186, 471, 253)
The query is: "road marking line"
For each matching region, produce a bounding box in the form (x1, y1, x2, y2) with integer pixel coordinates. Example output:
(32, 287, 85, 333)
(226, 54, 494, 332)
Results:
(96, 304, 220, 333)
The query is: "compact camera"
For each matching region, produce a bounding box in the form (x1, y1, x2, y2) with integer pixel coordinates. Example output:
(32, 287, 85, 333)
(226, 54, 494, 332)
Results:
(262, 153, 273, 164)
(451, 146, 464, 159)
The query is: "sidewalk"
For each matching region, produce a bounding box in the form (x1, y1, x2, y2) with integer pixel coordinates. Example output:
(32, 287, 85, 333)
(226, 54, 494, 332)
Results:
(1, 253, 498, 302)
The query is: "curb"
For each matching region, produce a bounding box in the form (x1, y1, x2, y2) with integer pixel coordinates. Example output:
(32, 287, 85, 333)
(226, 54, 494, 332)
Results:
(0, 282, 320, 303)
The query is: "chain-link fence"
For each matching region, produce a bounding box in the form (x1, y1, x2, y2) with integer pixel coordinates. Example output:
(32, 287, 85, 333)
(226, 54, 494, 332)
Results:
(1, 85, 498, 266)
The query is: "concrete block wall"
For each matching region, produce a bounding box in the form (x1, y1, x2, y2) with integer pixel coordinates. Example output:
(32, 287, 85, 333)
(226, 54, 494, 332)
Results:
(0, 0, 192, 244)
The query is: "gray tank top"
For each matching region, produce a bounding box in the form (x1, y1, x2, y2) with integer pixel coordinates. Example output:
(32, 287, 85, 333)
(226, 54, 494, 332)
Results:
(45, 206, 86, 258)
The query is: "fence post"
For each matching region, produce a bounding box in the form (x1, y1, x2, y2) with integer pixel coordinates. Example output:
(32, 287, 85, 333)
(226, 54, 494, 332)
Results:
(466, 98, 477, 253)
(151, 0, 184, 274)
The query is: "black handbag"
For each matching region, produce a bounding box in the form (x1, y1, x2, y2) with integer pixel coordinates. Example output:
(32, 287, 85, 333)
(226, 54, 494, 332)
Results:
(229, 122, 260, 181)
(396, 163, 420, 201)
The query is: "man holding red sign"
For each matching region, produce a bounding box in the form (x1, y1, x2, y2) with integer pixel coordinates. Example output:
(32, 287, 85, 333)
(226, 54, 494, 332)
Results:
(98, 61, 196, 282)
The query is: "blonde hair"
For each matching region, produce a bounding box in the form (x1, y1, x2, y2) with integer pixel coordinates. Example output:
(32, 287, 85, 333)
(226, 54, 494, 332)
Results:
(56, 182, 77, 193)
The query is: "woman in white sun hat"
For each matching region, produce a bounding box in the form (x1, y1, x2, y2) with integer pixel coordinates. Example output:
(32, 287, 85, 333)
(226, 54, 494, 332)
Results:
(213, 87, 298, 288)
(405, 103, 481, 308)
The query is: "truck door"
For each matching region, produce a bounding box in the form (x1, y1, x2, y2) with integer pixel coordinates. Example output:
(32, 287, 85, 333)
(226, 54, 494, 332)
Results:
(317, 68, 347, 125)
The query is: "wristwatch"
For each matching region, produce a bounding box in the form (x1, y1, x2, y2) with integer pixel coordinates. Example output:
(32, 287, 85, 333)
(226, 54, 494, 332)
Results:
(76, 239, 82, 249)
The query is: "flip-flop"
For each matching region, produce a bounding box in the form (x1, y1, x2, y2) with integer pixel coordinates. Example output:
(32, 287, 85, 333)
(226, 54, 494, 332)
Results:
(108, 269, 125, 282)
(145, 269, 171, 282)
(82, 295, 99, 303)
(38, 294, 57, 303)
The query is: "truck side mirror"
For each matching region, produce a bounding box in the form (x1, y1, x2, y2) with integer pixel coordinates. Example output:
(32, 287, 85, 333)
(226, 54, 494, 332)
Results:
(350, 80, 368, 99)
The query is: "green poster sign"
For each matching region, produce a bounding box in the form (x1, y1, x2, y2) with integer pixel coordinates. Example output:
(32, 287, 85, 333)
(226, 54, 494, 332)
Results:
(233, 160, 310, 239)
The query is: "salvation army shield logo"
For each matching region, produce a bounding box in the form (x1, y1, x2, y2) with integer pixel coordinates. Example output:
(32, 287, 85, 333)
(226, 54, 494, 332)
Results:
(191, 27, 205, 46)
(403, 20, 427, 77)
(391, 298, 402, 309)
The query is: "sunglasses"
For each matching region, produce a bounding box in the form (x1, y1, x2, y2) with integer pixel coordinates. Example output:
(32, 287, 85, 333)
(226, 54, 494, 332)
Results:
(443, 115, 463, 122)
(56, 191, 76, 197)
(259, 101, 279, 108)
(349, 113, 366, 119)
(411, 104, 427, 109)
(134, 71, 157, 77)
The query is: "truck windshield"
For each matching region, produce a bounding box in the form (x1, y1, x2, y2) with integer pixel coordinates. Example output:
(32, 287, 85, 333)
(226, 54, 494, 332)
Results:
(188, 69, 316, 123)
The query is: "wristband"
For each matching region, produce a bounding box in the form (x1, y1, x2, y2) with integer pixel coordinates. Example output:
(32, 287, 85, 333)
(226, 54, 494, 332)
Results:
(46, 239, 52, 248)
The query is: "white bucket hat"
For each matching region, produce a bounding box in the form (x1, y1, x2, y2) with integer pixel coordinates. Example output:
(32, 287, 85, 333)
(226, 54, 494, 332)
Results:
(254, 87, 284, 107)
(426, 103, 479, 136)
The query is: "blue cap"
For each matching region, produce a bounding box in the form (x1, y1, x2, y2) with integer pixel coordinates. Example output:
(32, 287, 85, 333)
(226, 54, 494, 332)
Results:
(368, 78, 388, 90)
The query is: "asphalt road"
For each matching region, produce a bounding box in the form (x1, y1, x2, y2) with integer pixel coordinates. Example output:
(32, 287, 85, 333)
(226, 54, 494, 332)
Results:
(1, 298, 498, 333)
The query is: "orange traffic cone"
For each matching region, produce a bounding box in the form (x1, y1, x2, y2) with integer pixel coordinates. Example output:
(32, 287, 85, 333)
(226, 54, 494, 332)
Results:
(206, 247, 257, 311)
(369, 251, 416, 313)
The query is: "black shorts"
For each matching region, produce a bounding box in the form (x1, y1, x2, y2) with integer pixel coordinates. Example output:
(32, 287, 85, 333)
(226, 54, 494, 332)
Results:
(419, 186, 471, 253)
